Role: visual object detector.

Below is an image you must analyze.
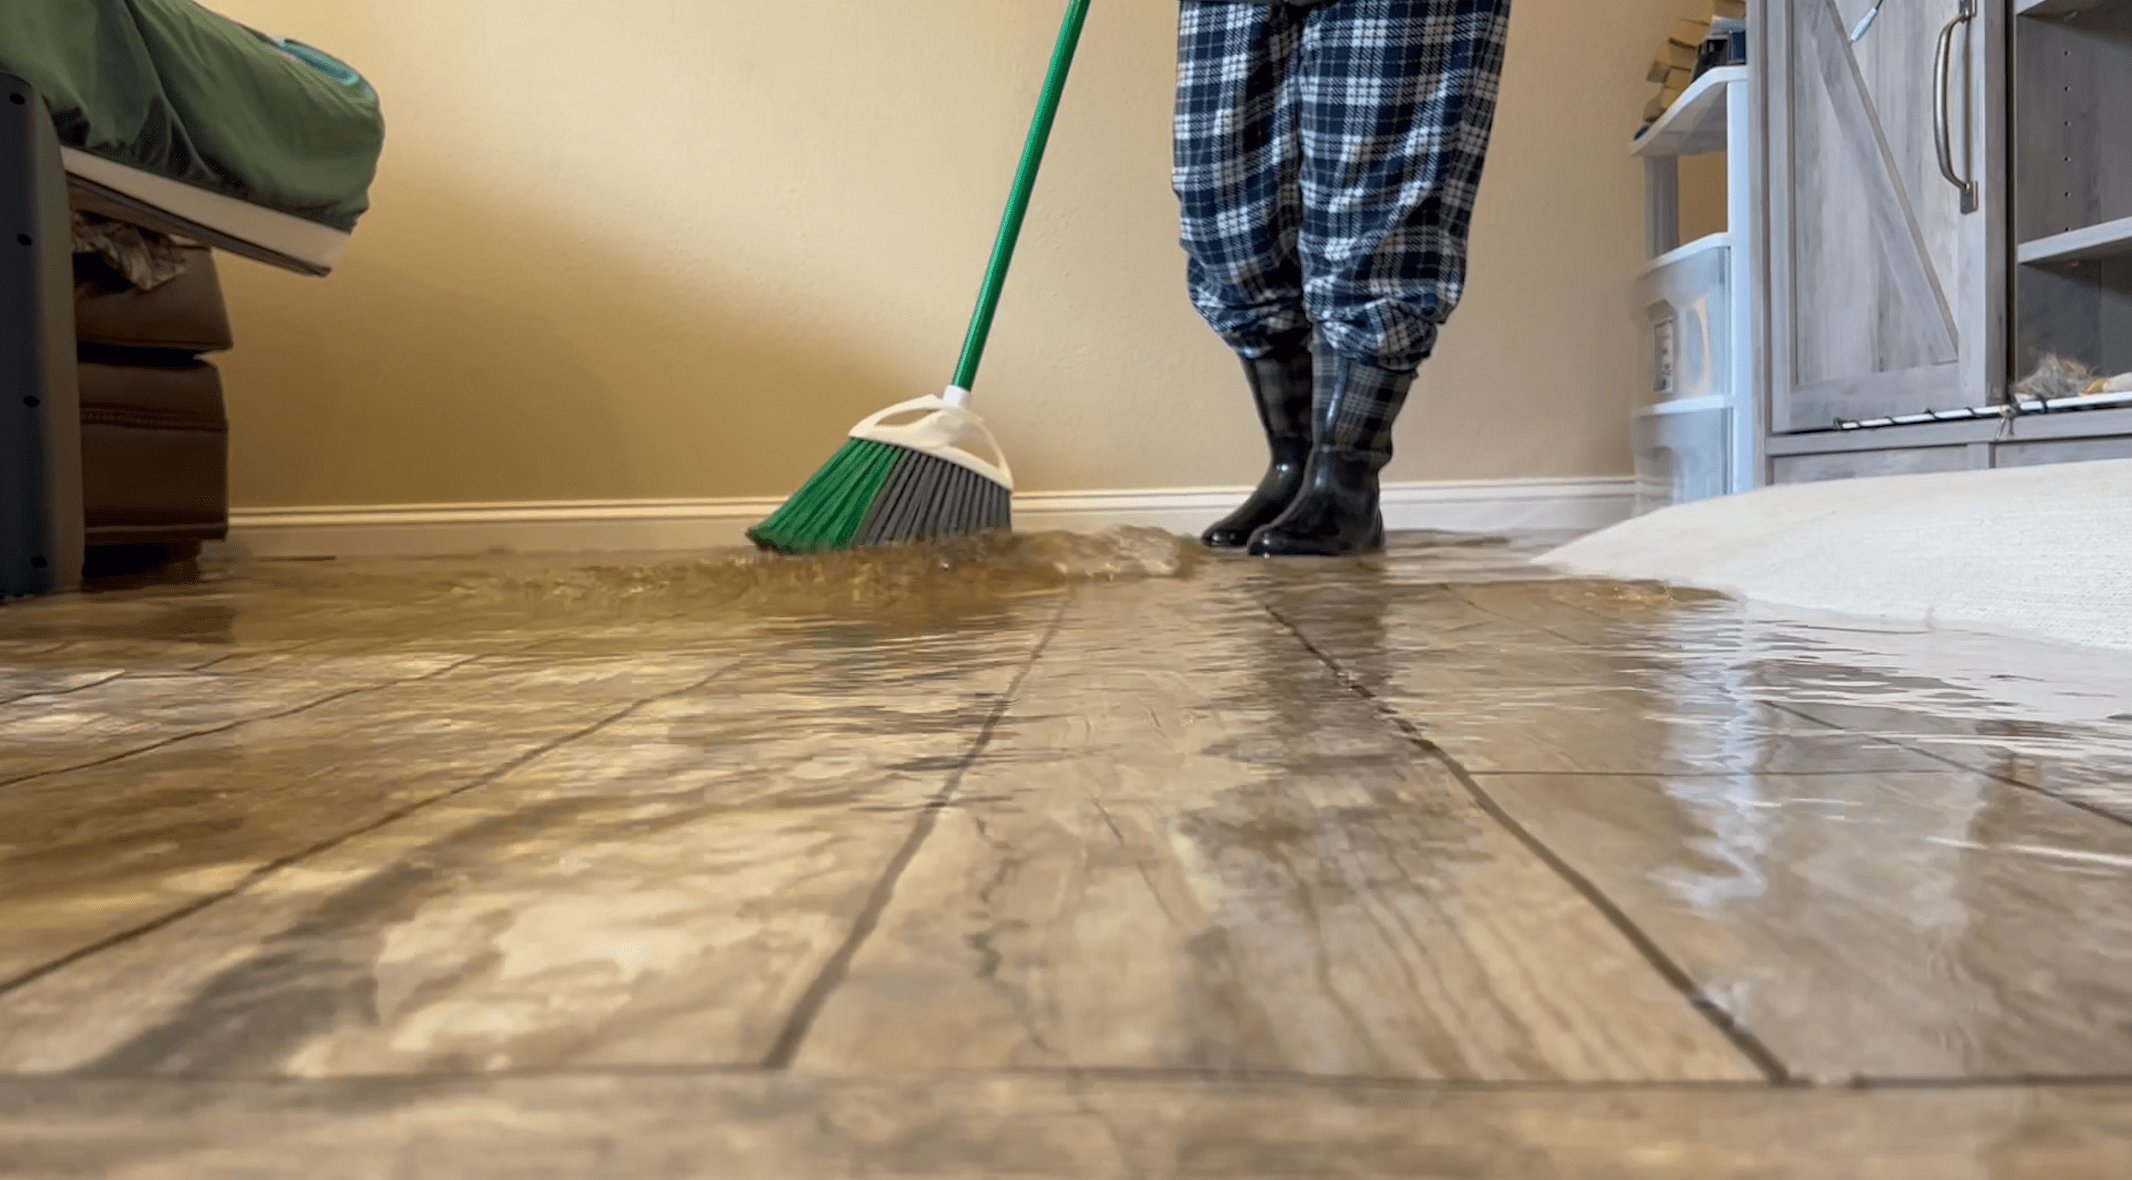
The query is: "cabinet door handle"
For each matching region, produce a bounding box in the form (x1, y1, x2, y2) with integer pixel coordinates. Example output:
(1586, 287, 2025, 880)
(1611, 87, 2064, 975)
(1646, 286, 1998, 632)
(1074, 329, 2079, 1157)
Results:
(1934, 0, 1979, 214)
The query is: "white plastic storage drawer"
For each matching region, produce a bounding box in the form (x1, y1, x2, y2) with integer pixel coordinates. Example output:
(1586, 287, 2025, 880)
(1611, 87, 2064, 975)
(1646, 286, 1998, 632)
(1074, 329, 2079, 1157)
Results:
(1632, 404, 1731, 516)
(1635, 234, 1730, 406)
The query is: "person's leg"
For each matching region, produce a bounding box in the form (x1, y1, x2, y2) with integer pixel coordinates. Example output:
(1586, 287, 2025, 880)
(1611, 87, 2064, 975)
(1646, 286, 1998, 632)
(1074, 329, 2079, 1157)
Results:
(1172, 1, 1315, 549)
(1250, 0, 1512, 557)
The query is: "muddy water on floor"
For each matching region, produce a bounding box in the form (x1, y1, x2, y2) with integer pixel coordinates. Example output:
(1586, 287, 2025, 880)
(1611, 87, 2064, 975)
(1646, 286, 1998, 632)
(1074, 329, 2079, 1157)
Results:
(0, 529, 1212, 654)
(14, 530, 2132, 1107)
(437, 528, 1209, 620)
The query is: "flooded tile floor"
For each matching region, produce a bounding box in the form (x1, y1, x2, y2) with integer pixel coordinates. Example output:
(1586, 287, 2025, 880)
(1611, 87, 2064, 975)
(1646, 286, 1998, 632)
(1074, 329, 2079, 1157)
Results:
(5, 529, 2132, 1177)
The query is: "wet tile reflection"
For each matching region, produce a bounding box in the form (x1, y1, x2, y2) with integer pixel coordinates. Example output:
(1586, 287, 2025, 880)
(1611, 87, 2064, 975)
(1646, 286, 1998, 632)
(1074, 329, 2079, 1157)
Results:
(0, 622, 1055, 1076)
(5, 1073, 2132, 1178)
(6, 531, 2132, 1174)
(1487, 769, 2132, 1080)
(796, 584, 1751, 1083)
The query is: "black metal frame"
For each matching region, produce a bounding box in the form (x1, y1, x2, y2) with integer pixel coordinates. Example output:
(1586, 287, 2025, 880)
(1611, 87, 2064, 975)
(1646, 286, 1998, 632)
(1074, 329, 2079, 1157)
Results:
(0, 72, 83, 600)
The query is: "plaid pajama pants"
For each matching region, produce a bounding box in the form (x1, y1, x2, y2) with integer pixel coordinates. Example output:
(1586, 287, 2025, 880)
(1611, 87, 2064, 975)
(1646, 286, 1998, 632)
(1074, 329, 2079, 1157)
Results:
(1173, 0, 1511, 380)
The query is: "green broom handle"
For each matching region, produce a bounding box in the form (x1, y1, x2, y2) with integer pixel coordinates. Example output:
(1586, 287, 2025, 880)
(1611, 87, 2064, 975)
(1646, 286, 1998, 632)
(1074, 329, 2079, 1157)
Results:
(950, 0, 1092, 397)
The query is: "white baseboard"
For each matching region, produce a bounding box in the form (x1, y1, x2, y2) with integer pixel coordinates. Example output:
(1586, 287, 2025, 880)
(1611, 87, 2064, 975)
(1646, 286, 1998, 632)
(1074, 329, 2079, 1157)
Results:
(223, 478, 1634, 560)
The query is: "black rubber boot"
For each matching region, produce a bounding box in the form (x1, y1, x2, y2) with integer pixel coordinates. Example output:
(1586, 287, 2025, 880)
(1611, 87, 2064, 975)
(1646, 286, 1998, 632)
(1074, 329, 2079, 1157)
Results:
(1244, 449, 1387, 557)
(1201, 331, 1315, 550)
(1247, 356, 1415, 558)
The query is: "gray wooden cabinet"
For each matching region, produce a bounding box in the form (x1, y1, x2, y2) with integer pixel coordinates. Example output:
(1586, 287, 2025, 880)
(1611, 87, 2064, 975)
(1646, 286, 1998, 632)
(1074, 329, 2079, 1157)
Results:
(1762, 0, 2006, 432)
(2014, 0, 2132, 377)
(1755, 0, 2132, 484)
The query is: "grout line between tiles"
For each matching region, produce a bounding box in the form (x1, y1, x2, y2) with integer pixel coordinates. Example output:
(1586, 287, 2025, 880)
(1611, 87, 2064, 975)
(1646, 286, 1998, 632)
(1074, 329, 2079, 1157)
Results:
(1433, 584, 2132, 832)
(1439, 585, 1596, 646)
(0, 652, 500, 793)
(0, 670, 132, 709)
(183, 636, 341, 673)
(1053, 1065, 2132, 1093)
(759, 598, 1073, 1071)
(1261, 602, 1797, 1087)
(1767, 700, 2132, 834)
(0, 656, 757, 1001)
(11, 1062, 2132, 1094)
(1463, 768, 1981, 780)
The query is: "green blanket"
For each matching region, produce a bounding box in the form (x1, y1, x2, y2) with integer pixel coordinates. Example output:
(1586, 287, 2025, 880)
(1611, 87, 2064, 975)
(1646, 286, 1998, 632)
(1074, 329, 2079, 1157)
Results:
(0, 0, 384, 232)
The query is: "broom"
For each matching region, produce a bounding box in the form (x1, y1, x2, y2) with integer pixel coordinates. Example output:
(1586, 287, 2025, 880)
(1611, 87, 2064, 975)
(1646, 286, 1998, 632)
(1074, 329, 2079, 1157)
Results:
(747, 0, 1093, 556)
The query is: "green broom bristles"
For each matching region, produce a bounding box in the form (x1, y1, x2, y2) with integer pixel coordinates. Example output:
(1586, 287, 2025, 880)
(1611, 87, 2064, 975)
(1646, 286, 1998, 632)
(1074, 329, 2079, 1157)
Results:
(747, 439, 905, 555)
(747, 439, 1013, 555)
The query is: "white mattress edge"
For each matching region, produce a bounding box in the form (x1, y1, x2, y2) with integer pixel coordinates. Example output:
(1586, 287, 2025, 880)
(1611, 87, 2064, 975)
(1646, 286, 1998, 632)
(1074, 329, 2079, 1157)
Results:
(61, 148, 351, 272)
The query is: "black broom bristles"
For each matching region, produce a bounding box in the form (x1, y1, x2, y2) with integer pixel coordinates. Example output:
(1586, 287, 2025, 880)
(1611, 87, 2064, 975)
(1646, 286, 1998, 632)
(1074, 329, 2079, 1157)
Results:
(853, 448, 1013, 549)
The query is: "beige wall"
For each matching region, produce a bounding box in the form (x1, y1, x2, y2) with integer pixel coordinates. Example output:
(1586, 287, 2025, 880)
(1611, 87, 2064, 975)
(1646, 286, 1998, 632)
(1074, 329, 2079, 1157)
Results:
(204, 0, 1710, 508)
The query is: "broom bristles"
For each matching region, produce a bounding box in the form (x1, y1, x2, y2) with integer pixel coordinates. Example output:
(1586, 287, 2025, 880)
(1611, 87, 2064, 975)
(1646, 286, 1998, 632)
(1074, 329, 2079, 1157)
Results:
(748, 439, 1011, 555)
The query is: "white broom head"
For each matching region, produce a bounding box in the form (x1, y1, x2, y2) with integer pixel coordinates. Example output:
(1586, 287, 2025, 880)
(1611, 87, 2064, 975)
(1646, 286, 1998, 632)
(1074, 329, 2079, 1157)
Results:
(848, 388, 1014, 491)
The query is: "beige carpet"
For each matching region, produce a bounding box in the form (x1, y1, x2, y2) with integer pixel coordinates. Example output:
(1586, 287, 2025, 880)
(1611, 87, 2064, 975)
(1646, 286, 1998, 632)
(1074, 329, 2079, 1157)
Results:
(1538, 457, 2132, 654)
